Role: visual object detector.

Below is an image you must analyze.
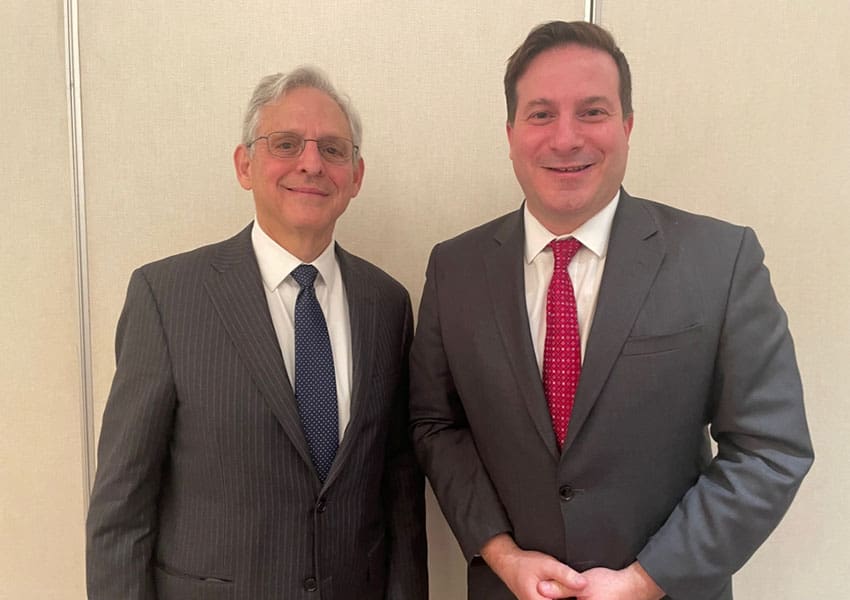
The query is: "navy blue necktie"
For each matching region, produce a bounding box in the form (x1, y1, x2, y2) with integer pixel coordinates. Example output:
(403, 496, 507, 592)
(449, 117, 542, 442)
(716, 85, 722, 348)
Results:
(291, 264, 338, 482)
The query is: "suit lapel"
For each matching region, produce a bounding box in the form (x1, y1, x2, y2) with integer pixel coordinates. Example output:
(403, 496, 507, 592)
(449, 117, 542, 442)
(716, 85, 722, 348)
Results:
(203, 224, 313, 468)
(562, 192, 665, 451)
(322, 244, 377, 488)
(484, 209, 560, 459)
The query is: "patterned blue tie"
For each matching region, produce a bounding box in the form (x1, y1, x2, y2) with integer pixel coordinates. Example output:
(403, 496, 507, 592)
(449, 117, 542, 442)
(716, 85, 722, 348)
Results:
(291, 264, 338, 482)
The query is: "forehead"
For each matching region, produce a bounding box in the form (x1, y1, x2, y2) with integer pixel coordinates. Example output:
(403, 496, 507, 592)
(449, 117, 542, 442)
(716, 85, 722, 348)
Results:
(258, 86, 351, 137)
(516, 44, 621, 104)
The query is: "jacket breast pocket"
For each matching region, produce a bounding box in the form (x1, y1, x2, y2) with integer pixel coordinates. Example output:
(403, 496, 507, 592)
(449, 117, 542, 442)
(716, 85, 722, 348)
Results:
(621, 323, 703, 356)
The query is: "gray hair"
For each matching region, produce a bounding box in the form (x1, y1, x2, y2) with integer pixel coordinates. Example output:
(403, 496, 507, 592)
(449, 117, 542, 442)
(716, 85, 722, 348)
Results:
(241, 66, 363, 159)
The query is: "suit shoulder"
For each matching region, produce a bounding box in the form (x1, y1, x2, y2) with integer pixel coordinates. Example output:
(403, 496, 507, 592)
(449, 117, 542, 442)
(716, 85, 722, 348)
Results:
(132, 226, 252, 287)
(630, 195, 750, 246)
(137, 240, 217, 273)
(431, 209, 520, 253)
(336, 246, 410, 302)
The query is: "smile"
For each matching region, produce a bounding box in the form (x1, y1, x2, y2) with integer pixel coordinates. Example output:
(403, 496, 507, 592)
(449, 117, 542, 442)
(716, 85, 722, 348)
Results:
(284, 185, 329, 196)
(546, 164, 591, 173)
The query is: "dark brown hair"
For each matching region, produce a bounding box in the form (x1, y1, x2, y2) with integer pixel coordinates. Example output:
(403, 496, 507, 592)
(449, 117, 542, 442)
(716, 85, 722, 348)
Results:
(504, 21, 633, 124)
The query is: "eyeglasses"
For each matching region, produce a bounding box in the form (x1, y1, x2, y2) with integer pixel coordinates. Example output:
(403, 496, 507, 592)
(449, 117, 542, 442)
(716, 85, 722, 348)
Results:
(247, 131, 358, 165)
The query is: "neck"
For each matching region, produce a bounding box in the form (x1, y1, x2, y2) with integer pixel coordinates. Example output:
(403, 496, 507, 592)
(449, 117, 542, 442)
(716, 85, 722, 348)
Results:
(257, 220, 333, 263)
(534, 210, 589, 237)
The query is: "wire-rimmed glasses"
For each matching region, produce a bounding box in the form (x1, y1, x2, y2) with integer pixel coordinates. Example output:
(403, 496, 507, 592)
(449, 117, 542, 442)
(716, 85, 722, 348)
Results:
(247, 131, 358, 165)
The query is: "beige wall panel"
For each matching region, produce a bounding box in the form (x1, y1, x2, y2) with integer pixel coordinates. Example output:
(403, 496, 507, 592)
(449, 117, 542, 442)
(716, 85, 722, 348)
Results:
(603, 2, 850, 597)
(80, 2, 584, 598)
(0, 2, 86, 599)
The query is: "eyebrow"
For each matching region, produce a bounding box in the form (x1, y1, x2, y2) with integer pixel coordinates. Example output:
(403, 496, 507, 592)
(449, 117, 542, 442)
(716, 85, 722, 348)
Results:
(578, 95, 616, 108)
(522, 98, 556, 111)
(521, 95, 617, 112)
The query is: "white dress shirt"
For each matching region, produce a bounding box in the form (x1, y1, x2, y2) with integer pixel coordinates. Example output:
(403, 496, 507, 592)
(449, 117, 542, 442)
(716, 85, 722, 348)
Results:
(524, 192, 620, 375)
(251, 221, 353, 441)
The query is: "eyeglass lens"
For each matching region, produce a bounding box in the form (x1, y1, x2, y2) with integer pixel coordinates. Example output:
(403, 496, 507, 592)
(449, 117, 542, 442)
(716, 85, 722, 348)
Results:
(264, 132, 354, 163)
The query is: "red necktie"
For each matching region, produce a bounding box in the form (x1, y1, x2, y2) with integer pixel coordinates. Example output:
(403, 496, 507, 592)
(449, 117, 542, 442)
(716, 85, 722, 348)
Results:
(543, 238, 583, 450)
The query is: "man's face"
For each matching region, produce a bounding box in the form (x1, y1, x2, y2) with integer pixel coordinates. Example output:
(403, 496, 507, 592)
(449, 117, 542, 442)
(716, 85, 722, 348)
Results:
(507, 44, 633, 234)
(234, 86, 364, 249)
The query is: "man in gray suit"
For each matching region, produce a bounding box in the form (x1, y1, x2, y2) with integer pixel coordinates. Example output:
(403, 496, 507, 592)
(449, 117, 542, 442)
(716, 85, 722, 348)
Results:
(86, 67, 427, 600)
(410, 21, 812, 600)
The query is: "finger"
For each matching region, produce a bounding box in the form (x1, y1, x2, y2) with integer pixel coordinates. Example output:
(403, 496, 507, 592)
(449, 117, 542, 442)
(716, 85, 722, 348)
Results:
(537, 574, 586, 599)
(544, 564, 587, 589)
(537, 580, 563, 599)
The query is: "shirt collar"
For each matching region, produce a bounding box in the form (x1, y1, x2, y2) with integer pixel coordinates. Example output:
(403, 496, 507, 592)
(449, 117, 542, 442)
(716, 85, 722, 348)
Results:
(251, 220, 338, 291)
(524, 190, 620, 264)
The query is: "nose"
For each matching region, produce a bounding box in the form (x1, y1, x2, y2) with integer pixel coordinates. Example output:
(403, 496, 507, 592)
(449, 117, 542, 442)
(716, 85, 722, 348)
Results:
(296, 139, 324, 175)
(549, 115, 583, 153)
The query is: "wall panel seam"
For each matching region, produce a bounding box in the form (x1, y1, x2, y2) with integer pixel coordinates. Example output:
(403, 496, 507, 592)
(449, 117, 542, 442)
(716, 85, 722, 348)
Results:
(585, 0, 599, 23)
(65, 0, 96, 511)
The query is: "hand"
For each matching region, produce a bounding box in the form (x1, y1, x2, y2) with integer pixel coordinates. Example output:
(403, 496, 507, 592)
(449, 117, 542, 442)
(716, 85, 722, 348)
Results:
(481, 534, 587, 600)
(542, 562, 663, 600)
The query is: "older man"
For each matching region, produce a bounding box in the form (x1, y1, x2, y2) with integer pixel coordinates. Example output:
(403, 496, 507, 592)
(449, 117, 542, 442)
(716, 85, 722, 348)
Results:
(87, 67, 427, 600)
(410, 21, 812, 600)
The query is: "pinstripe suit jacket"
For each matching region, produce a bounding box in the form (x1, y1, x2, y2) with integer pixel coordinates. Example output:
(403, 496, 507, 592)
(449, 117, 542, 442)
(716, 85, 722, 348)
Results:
(86, 224, 427, 600)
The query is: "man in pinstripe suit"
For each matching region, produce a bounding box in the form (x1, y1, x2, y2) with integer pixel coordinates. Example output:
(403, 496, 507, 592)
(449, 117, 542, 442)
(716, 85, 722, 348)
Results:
(86, 67, 428, 600)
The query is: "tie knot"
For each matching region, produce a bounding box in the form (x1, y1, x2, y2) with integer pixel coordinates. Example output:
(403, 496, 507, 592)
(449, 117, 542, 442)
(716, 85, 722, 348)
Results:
(291, 264, 319, 289)
(549, 237, 582, 268)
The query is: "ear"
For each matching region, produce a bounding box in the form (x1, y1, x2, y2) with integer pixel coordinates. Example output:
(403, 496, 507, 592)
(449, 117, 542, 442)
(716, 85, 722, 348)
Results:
(349, 156, 366, 198)
(506, 121, 515, 160)
(622, 113, 634, 141)
(233, 144, 253, 191)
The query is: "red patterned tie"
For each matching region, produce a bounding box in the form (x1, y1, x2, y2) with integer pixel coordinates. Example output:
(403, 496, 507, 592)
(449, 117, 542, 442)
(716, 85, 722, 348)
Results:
(543, 238, 583, 450)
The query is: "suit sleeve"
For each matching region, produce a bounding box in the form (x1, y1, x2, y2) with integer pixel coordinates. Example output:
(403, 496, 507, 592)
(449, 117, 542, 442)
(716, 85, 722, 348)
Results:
(86, 269, 176, 600)
(637, 227, 814, 598)
(383, 293, 429, 600)
(409, 245, 513, 561)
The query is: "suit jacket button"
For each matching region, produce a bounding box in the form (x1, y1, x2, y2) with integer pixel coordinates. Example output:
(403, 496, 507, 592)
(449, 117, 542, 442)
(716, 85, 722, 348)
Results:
(316, 498, 327, 513)
(303, 576, 318, 592)
(559, 485, 575, 502)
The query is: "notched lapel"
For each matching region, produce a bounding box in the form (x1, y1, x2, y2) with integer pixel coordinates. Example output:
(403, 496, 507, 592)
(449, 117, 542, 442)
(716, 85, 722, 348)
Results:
(563, 194, 666, 451)
(322, 245, 377, 488)
(485, 210, 560, 459)
(203, 225, 313, 468)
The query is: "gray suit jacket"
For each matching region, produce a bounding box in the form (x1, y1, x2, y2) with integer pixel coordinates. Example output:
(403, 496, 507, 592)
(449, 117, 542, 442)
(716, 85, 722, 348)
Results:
(87, 224, 427, 600)
(410, 191, 813, 599)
